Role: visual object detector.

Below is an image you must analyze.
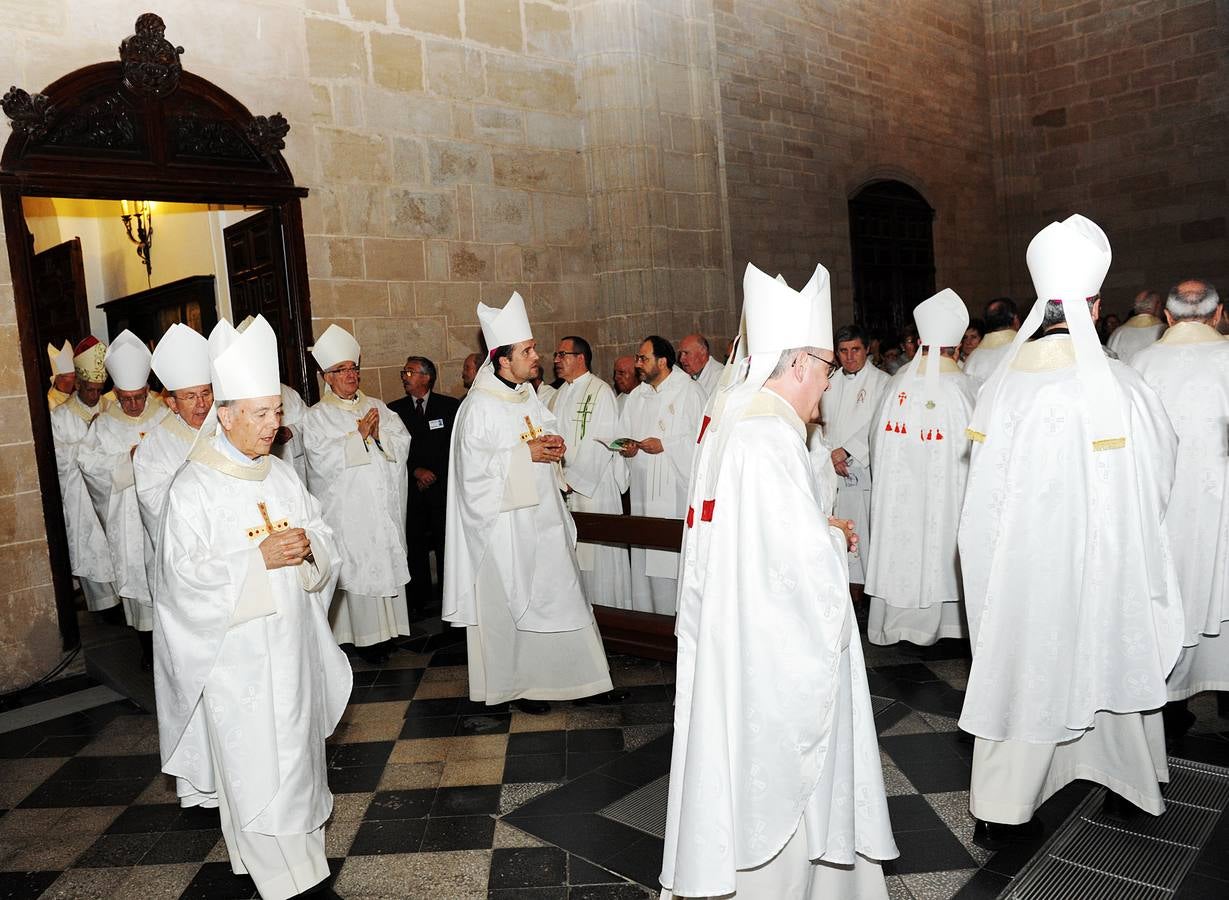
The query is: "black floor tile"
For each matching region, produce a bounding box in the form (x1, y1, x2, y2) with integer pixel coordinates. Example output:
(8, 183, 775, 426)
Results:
(173, 804, 222, 831)
(951, 867, 1011, 899)
(600, 834, 663, 888)
(364, 789, 436, 820)
(357, 680, 422, 703)
(19, 776, 151, 808)
(893, 754, 972, 793)
(489, 888, 567, 900)
(508, 731, 567, 756)
(619, 703, 673, 726)
(420, 814, 496, 851)
(456, 713, 511, 736)
(105, 803, 182, 834)
(24, 735, 94, 757)
(509, 815, 645, 868)
(1176, 871, 1229, 899)
(508, 774, 635, 818)
(140, 828, 222, 864)
(0, 871, 61, 900)
(886, 794, 947, 832)
(73, 831, 160, 867)
(431, 648, 468, 667)
(327, 764, 385, 793)
(432, 784, 502, 817)
(178, 860, 258, 899)
(328, 740, 395, 768)
(567, 729, 623, 753)
(373, 668, 424, 688)
(348, 818, 426, 855)
(567, 884, 652, 899)
(48, 754, 161, 781)
(489, 847, 568, 889)
(888, 826, 976, 874)
(598, 749, 671, 788)
(400, 716, 458, 739)
(1175, 735, 1229, 766)
(880, 730, 974, 762)
(568, 855, 621, 885)
(566, 751, 625, 780)
(405, 697, 463, 719)
(980, 831, 1051, 878)
(458, 699, 510, 716)
(504, 753, 567, 783)
(617, 685, 675, 704)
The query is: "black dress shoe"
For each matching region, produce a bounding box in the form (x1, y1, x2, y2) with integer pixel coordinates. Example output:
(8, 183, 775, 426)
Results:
(357, 642, 389, 665)
(972, 817, 1043, 851)
(514, 698, 551, 715)
(573, 689, 630, 706)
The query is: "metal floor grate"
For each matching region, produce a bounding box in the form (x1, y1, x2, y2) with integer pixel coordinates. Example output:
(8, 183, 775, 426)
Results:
(1000, 757, 1229, 899)
(598, 774, 670, 839)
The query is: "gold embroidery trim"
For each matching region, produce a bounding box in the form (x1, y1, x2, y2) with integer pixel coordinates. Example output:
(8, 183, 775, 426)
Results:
(965, 428, 986, 442)
(1092, 437, 1127, 451)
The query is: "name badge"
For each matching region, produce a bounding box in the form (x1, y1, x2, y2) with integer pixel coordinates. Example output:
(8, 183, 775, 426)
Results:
(429, 418, 445, 430)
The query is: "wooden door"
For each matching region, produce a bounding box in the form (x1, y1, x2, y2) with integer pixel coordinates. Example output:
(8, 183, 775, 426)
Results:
(224, 208, 296, 383)
(31, 236, 90, 380)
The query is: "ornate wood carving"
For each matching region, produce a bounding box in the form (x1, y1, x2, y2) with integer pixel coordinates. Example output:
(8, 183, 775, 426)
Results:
(245, 114, 291, 157)
(170, 108, 258, 162)
(1, 87, 56, 140)
(45, 92, 139, 152)
(119, 12, 184, 98)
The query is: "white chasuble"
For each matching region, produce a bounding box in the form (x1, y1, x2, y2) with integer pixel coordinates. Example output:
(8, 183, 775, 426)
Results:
(303, 389, 411, 646)
(153, 434, 351, 840)
(134, 413, 199, 591)
(50, 397, 117, 610)
(662, 390, 897, 898)
(962, 329, 1017, 386)
(79, 400, 167, 628)
(1132, 322, 1229, 699)
(443, 368, 612, 704)
(821, 364, 891, 583)
(1108, 313, 1165, 363)
(618, 367, 705, 614)
(959, 335, 1184, 821)
(865, 357, 977, 646)
(554, 372, 632, 610)
(274, 383, 309, 484)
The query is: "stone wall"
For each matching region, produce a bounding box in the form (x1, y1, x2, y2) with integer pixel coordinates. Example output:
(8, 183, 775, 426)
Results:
(985, 0, 1229, 309)
(712, 0, 1004, 327)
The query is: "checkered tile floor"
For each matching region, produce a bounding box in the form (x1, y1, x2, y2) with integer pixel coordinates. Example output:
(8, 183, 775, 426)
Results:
(2, 614, 1227, 899)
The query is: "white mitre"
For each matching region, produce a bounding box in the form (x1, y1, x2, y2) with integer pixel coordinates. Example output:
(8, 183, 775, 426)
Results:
(310, 324, 361, 371)
(211, 315, 281, 401)
(478, 291, 533, 353)
(48, 340, 74, 376)
(744, 262, 833, 390)
(104, 329, 152, 391)
(152, 323, 211, 391)
(905, 288, 968, 402)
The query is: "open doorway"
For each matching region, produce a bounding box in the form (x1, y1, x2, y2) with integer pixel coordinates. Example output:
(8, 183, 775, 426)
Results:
(847, 180, 936, 340)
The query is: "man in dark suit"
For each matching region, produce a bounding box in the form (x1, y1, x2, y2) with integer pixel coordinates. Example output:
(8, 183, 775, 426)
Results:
(389, 356, 460, 612)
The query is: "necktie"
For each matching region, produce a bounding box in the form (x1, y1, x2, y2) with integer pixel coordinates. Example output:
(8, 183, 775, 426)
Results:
(415, 398, 424, 417)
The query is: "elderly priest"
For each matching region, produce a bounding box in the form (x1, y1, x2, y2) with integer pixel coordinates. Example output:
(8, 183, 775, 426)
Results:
(79, 330, 167, 666)
(443, 292, 612, 715)
(50, 337, 119, 616)
(47, 340, 76, 410)
(662, 263, 897, 898)
(153, 315, 351, 900)
(303, 324, 412, 663)
(959, 215, 1184, 846)
(865, 289, 977, 647)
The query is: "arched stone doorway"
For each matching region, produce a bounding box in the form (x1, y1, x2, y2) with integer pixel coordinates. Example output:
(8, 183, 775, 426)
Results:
(847, 180, 936, 340)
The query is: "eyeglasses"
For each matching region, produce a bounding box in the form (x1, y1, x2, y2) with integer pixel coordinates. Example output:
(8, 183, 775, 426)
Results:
(797, 352, 839, 378)
(552, 351, 583, 359)
(327, 365, 360, 376)
(400, 368, 427, 377)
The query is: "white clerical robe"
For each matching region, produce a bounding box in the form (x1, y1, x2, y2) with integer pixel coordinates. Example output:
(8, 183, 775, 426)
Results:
(50, 396, 118, 611)
(1132, 322, 1229, 699)
(303, 389, 411, 647)
(618, 367, 705, 614)
(1107, 313, 1165, 363)
(553, 372, 633, 610)
(962, 329, 1017, 385)
(273, 384, 309, 484)
(443, 367, 612, 704)
(134, 412, 198, 591)
(694, 357, 723, 398)
(865, 357, 976, 646)
(79, 400, 167, 630)
(959, 334, 1185, 823)
(821, 364, 891, 583)
(154, 433, 351, 900)
(661, 390, 897, 899)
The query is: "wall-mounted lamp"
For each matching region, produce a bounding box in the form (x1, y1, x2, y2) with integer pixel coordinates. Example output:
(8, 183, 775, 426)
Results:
(120, 199, 154, 286)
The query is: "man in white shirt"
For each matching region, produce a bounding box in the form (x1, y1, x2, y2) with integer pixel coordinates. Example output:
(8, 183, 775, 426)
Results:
(821, 325, 891, 587)
(618, 335, 705, 615)
(677, 333, 723, 398)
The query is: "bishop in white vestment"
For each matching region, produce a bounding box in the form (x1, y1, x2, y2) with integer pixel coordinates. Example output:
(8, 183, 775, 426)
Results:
(154, 315, 351, 900)
(618, 337, 705, 615)
(662, 264, 896, 899)
(443, 293, 612, 712)
(1108, 290, 1166, 363)
(550, 335, 632, 610)
(822, 328, 891, 584)
(274, 383, 309, 484)
(959, 216, 1184, 840)
(962, 297, 1020, 385)
(1131, 279, 1229, 712)
(50, 338, 118, 613)
(79, 330, 167, 641)
(865, 291, 977, 647)
(303, 324, 412, 657)
(46, 340, 76, 411)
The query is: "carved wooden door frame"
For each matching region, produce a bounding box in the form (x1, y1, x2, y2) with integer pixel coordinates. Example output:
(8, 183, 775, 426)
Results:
(1, 13, 316, 649)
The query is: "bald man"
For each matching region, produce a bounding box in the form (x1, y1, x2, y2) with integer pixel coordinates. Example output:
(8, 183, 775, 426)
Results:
(677, 334, 722, 398)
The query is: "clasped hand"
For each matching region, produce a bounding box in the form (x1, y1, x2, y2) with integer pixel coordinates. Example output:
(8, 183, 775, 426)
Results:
(828, 517, 858, 554)
(357, 408, 380, 441)
(528, 434, 566, 463)
(260, 527, 311, 570)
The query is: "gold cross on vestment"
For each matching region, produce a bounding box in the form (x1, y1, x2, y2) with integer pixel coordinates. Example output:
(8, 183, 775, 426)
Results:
(574, 396, 595, 440)
(519, 415, 543, 443)
(245, 500, 290, 541)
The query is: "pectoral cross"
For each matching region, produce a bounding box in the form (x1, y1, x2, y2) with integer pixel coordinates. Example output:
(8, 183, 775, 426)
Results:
(574, 396, 595, 440)
(519, 415, 543, 443)
(246, 501, 290, 541)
